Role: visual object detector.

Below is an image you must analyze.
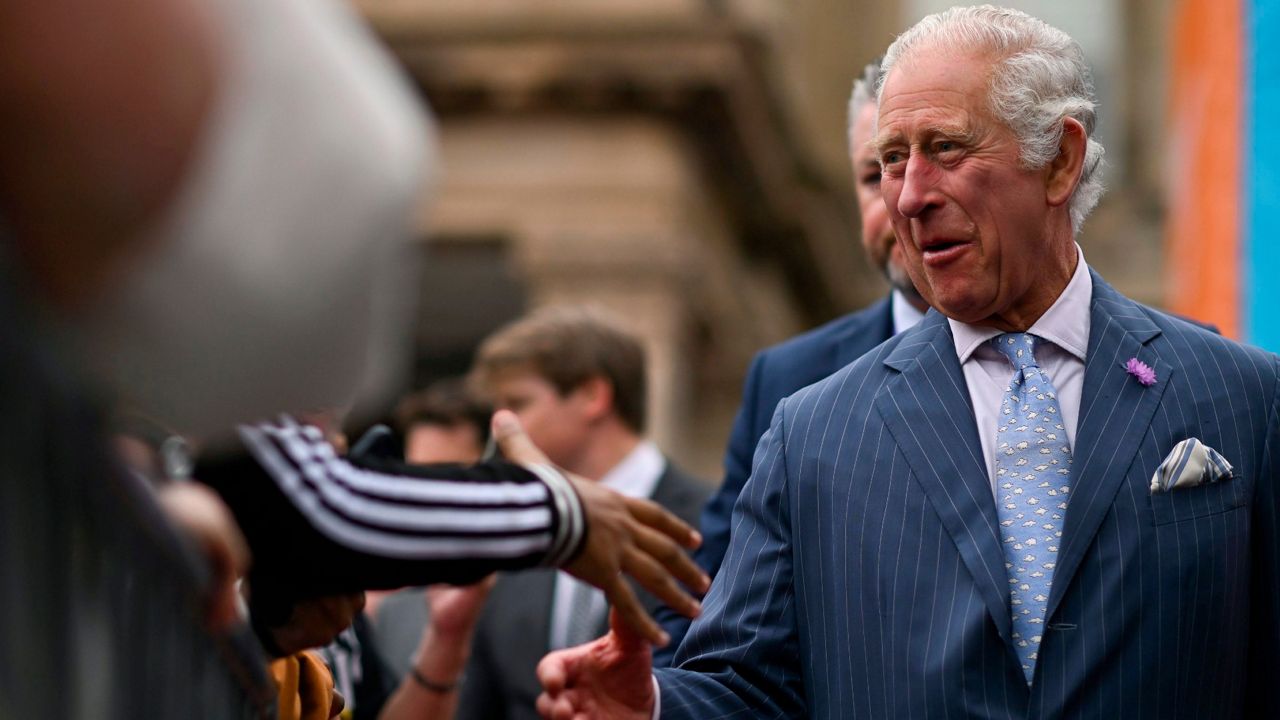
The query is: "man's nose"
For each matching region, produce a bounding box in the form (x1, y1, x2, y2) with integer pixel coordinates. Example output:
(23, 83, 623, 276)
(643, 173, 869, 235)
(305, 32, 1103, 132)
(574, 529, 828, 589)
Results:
(896, 154, 937, 218)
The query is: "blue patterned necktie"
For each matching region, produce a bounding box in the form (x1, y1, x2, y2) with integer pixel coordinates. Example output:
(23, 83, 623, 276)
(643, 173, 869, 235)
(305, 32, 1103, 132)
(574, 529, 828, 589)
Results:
(991, 332, 1072, 684)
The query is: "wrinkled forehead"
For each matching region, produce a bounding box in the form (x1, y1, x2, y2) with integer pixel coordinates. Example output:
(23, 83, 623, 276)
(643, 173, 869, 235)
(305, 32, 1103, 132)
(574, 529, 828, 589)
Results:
(873, 50, 997, 145)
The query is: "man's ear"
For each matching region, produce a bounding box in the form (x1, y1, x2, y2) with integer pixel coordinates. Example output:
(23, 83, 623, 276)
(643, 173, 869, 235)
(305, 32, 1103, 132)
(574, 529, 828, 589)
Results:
(1046, 117, 1087, 208)
(574, 376, 615, 422)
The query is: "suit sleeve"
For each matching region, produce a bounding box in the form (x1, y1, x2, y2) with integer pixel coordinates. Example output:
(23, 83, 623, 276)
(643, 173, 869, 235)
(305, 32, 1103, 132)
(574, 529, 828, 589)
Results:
(197, 415, 585, 597)
(1246, 355, 1280, 714)
(654, 403, 805, 719)
(654, 353, 766, 667)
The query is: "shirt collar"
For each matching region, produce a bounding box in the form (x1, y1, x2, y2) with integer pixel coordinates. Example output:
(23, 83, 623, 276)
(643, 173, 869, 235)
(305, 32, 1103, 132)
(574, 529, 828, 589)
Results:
(891, 289, 927, 336)
(599, 440, 666, 500)
(948, 243, 1092, 364)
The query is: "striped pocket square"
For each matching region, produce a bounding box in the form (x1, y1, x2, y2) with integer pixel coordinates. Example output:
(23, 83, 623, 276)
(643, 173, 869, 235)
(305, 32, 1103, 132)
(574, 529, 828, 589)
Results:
(1150, 437, 1234, 494)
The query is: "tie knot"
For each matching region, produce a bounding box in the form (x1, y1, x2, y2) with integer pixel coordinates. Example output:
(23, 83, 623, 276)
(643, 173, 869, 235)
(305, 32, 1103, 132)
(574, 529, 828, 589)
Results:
(991, 332, 1040, 371)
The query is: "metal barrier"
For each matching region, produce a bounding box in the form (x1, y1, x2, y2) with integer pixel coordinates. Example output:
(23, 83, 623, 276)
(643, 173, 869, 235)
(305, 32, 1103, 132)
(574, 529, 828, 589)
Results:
(0, 264, 275, 720)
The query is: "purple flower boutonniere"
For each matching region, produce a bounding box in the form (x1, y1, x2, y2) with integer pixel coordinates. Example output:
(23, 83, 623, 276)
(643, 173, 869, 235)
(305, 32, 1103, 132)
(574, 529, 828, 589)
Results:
(1125, 357, 1157, 387)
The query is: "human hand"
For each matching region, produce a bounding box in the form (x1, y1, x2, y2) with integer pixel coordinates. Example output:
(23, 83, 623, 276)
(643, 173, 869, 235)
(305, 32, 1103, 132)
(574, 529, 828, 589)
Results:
(264, 592, 365, 656)
(491, 411, 709, 646)
(425, 575, 496, 640)
(157, 482, 250, 631)
(536, 609, 655, 720)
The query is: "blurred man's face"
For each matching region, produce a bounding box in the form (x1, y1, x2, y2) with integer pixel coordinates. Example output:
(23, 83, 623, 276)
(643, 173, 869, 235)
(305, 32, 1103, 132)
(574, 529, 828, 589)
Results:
(405, 423, 484, 465)
(486, 367, 590, 470)
(875, 49, 1061, 326)
(852, 102, 916, 301)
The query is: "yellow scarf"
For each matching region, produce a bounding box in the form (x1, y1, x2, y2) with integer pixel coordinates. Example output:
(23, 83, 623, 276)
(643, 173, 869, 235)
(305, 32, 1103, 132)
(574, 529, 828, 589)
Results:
(268, 651, 336, 720)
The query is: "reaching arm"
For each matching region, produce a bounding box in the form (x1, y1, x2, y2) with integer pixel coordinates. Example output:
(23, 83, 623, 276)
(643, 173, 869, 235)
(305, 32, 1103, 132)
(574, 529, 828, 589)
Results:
(201, 414, 586, 595)
(538, 406, 806, 719)
(202, 412, 708, 646)
(378, 579, 495, 720)
(657, 406, 805, 718)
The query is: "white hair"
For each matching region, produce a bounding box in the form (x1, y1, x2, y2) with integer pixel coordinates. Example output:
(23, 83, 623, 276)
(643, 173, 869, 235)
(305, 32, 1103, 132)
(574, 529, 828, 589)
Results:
(879, 5, 1106, 232)
(846, 59, 882, 151)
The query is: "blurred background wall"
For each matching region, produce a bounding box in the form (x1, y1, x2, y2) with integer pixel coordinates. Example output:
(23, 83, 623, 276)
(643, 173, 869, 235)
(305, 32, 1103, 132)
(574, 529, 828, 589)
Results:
(351, 0, 1266, 478)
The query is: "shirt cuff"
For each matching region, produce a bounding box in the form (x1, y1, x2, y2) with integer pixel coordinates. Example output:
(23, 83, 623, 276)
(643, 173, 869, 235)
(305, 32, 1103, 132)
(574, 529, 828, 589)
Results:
(525, 462, 586, 567)
(651, 674, 661, 719)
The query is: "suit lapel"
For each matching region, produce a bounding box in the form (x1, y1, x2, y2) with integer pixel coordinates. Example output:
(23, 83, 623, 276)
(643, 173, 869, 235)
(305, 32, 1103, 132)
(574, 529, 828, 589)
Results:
(874, 312, 1015, 644)
(1044, 273, 1170, 621)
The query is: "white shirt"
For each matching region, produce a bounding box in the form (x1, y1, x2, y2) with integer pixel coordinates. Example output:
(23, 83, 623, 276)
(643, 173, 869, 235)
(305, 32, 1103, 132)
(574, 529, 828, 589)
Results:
(549, 441, 666, 650)
(892, 288, 927, 336)
(947, 244, 1091, 486)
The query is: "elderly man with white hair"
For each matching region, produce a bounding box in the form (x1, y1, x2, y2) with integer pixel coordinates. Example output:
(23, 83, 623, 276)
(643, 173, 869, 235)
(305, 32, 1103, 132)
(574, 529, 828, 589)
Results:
(533, 5, 1280, 718)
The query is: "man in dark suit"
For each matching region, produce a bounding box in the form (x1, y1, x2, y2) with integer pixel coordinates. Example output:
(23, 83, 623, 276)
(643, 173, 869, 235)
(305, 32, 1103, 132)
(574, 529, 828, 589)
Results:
(653, 58, 930, 662)
(535, 7, 1280, 718)
(453, 306, 710, 720)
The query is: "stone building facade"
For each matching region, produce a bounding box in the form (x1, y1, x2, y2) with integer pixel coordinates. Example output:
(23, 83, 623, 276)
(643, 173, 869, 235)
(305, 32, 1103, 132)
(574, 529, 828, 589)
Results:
(355, 0, 1173, 477)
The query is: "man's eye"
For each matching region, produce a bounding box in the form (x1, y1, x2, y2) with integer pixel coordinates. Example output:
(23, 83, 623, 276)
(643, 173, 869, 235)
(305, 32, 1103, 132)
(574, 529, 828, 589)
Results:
(935, 140, 959, 153)
(882, 151, 904, 165)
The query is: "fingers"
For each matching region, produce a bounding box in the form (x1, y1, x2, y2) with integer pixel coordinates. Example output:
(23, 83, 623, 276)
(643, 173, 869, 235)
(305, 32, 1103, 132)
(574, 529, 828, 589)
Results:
(536, 692, 556, 719)
(605, 574, 669, 647)
(537, 649, 593, 720)
(625, 495, 702, 552)
(607, 606, 652, 655)
(492, 410, 551, 467)
(632, 522, 710, 596)
(537, 649, 572, 695)
(536, 692, 577, 720)
(622, 543, 701, 620)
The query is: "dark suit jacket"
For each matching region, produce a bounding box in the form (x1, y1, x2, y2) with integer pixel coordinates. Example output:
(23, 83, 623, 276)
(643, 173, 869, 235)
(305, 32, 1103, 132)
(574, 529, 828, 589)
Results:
(655, 296, 894, 664)
(657, 272, 1280, 718)
(456, 461, 709, 720)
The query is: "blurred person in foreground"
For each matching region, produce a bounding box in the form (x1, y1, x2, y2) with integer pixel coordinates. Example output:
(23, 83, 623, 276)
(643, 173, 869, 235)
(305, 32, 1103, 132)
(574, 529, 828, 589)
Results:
(653, 56, 930, 664)
(536, 6, 1280, 718)
(448, 307, 710, 720)
(0, 0, 707, 714)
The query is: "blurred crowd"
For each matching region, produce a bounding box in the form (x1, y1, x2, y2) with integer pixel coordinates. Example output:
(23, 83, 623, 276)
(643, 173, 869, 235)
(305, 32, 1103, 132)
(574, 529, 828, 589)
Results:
(7, 0, 1278, 718)
(0, 0, 712, 717)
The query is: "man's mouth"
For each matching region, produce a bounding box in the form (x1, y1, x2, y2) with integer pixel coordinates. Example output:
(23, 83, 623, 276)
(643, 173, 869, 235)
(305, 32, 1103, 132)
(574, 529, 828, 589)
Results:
(919, 239, 970, 266)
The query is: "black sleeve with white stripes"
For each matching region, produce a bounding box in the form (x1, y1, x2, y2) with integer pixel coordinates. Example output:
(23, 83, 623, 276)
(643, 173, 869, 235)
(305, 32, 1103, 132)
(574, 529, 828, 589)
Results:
(196, 416, 585, 598)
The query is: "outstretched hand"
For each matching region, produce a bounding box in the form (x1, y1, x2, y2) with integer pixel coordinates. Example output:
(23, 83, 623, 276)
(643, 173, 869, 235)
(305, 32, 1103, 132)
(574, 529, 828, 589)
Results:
(537, 609, 656, 720)
(492, 410, 709, 646)
(425, 575, 496, 639)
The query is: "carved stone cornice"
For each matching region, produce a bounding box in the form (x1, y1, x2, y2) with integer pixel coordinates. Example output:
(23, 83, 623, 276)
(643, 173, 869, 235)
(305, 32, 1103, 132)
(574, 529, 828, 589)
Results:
(365, 12, 870, 323)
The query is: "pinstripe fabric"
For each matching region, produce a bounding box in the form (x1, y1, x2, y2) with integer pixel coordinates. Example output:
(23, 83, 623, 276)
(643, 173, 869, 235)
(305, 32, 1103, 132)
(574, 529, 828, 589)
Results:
(657, 272, 1280, 719)
(654, 298, 895, 666)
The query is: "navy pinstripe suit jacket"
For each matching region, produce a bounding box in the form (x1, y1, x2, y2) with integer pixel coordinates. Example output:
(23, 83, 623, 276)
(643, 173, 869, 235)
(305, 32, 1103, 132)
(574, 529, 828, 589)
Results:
(654, 297, 894, 666)
(657, 272, 1280, 718)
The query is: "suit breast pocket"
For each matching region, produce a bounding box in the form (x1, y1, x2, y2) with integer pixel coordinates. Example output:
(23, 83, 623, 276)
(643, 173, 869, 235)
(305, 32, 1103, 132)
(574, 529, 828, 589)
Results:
(1148, 474, 1247, 526)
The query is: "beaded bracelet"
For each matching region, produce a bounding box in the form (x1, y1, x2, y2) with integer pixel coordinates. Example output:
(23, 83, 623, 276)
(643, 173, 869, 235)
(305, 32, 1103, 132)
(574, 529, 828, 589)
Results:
(409, 666, 463, 694)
